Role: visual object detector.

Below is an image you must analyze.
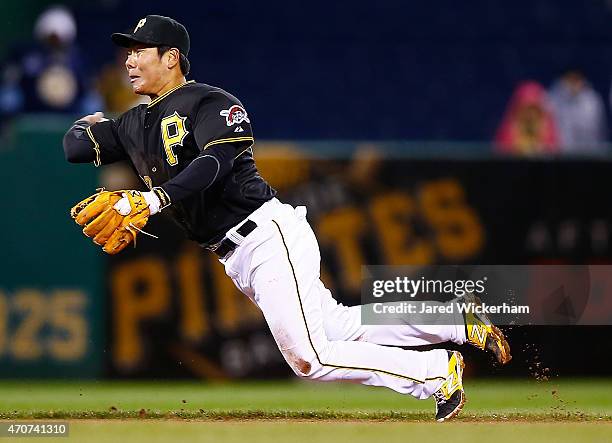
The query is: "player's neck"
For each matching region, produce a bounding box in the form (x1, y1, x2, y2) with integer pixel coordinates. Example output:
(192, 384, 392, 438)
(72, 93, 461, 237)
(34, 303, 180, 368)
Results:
(149, 76, 187, 100)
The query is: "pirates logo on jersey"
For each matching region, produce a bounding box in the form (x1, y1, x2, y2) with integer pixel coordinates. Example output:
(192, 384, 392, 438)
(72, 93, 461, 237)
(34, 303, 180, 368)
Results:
(160, 111, 189, 166)
(220, 105, 250, 127)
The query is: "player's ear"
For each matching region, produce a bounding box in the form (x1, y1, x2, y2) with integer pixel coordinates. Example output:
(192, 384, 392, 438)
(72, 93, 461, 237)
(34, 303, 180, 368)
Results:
(165, 48, 180, 70)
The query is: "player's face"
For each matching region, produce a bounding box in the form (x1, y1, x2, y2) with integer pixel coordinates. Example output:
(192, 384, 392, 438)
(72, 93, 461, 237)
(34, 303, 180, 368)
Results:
(125, 45, 168, 96)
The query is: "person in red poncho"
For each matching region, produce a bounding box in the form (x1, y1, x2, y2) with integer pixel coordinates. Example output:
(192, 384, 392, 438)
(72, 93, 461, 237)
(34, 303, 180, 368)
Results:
(495, 81, 560, 155)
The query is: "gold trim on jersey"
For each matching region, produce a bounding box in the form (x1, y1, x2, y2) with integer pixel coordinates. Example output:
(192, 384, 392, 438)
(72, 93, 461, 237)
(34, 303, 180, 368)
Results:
(147, 80, 195, 108)
(203, 136, 254, 151)
(234, 146, 253, 159)
(85, 126, 102, 167)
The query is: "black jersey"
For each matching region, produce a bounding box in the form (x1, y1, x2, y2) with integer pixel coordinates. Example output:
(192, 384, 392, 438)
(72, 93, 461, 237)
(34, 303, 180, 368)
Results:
(84, 81, 276, 245)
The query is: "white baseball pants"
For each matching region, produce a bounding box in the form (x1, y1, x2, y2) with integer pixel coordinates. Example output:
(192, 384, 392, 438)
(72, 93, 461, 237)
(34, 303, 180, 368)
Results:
(221, 198, 466, 400)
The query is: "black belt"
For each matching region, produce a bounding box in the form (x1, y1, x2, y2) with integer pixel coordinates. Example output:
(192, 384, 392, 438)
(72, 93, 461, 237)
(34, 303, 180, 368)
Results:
(210, 220, 258, 258)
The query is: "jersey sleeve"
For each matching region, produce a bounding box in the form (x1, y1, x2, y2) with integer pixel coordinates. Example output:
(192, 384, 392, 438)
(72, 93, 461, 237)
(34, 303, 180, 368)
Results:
(192, 91, 254, 154)
(87, 118, 129, 166)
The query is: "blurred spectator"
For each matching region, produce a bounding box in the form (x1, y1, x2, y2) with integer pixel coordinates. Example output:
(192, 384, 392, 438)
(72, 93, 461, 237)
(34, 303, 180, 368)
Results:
(97, 49, 147, 114)
(548, 70, 607, 154)
(495, 81, 559, 155)
(0, 5, 101, 117)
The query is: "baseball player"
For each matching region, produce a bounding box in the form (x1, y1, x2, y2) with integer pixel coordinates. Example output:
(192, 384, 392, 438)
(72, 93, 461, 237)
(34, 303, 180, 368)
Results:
(62, 15, 511, 422)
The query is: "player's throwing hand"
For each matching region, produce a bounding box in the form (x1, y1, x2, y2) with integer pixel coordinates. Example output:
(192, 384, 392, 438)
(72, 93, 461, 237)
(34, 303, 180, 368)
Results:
(77, 112, 108, 125)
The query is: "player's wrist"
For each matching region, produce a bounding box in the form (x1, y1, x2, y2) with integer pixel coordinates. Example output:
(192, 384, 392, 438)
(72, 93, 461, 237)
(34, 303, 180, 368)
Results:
(142, 190, 161, 215)
(150, 187, 172, 213)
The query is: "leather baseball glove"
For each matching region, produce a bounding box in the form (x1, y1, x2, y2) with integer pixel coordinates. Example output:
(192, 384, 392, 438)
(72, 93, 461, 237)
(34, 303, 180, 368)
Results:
(70, 189, 154, 254)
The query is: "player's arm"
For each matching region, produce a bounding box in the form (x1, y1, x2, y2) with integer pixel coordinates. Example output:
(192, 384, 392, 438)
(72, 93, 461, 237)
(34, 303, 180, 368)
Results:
(63, 112, 127, 166)
(154, 142, 241, 205)
(114, 140, 242, 216)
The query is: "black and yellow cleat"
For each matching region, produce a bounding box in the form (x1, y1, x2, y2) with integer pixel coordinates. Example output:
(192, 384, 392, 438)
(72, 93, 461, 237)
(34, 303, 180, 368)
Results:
(434, 350, 466, 422)
(463, 292, 512, 365)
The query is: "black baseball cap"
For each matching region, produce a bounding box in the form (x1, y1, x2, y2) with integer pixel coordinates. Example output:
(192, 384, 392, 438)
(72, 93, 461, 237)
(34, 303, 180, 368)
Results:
(111, 15, 190, 56)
